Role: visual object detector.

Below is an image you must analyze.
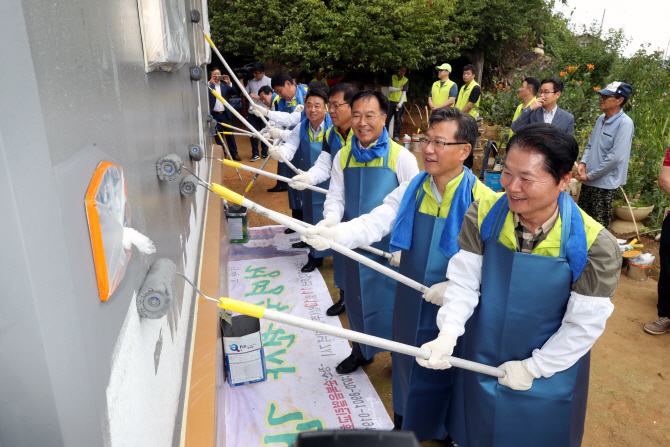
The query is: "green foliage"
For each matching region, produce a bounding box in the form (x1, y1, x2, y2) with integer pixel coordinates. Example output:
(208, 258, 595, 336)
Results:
(208, 0, 459, 74)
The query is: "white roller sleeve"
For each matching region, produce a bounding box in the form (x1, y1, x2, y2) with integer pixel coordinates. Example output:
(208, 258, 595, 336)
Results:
(239, 197, 423, 292)
(264, 307, 505, 378)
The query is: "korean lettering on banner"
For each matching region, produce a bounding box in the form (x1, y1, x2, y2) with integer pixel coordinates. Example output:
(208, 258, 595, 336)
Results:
(298, 262, 335, 357)
(320, 364, 358, 429)
(261, 401, 325, 447)
(340, 374, 376, 429)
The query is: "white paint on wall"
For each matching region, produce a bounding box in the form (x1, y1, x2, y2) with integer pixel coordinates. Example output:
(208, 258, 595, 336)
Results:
(106, 184, 207, 446)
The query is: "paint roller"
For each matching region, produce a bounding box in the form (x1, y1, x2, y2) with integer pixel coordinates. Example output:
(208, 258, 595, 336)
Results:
(156, 154, 183, 181)
(136, 258, 176, 319)
(189, 144, 204, 161)
(180, 175, 198, 197)
(180, 276, 505, 379)
(209, 184, 428, 294)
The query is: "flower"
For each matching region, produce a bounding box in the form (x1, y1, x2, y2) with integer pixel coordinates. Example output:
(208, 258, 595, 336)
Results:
(594, 86, 600, 91)
(579, 81, 582, 84)
(560, 71, 567, 77)
(587, 64, 595, 70)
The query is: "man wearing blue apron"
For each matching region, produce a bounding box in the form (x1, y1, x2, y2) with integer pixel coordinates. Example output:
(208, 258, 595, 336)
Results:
(290, 83, 359, 311)
(419, 123, 621, 447)
(269, 88, 333, 272)
(302, 108, 492, 441)
(303, 90, 419, 374)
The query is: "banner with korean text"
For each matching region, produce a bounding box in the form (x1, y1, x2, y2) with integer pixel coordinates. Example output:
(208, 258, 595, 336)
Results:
(222, 226, 393, 446)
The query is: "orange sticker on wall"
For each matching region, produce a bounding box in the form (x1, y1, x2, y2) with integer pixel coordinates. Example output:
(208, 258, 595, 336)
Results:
(85, 162, 131, 301)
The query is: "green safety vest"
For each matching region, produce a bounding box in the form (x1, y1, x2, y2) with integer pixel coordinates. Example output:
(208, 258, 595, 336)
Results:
(389, 75, 409, 103)
(339, 140, 405, 171)
(310, 77, 329, 87)
(476, 192, 603, 256)
(430, 79, 456, 108)
(509, 97, 537, 138)
(416, 171, 493, 218)
(456, 80, 481, 120)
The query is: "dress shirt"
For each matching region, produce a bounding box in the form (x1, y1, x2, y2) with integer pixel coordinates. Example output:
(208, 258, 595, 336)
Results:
(543, 105, 557, 124)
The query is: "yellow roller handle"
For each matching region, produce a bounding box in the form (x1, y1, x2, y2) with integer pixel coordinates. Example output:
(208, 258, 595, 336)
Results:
(210, 88, 226, 104)
(204, 33, 215, 48)
(211, 183, 244, 205)
(221, 158, 242, 169)
(245, 182, 254, 193)
(217, 297, 265, 319)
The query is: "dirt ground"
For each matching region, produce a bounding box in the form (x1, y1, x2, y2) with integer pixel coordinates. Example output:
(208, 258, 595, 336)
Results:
(218, 124, 670, 446)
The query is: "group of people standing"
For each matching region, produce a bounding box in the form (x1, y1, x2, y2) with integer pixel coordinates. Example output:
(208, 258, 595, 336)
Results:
(211, 61, 636, 446)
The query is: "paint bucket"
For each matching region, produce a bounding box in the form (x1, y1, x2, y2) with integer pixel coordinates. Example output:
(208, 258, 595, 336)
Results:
(484, 170, 503, 193)
(226, 204, 248, 243)
(627, 262, 651, 281)
(221, 315, 267, 386)
(411, 134, 422, 152)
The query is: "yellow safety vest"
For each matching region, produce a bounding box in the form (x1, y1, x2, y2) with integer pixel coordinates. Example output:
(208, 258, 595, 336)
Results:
(416, 171, 493, 218)
(456, 80, 481, 120)
(389, 75, 409, 103)
(308, 123, 327, 142)
(476, 192, 603, 256)
(339, 140, 405, 171)
(310, 77, 329, 87)
(430, 79, 456, 108)
(509, 97, 537, 138)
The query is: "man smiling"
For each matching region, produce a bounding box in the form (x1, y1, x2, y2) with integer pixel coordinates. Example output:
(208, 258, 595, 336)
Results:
(301, 108, 491, 442)
(419, 123, 621, 447)
(302, 90, 419, 375)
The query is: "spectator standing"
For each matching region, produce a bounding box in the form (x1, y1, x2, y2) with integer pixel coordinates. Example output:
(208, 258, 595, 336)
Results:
(644, 147, 670, 335)
(576, 82, 634, 228)
(509, 77, 540, 139)
(510, 77, 575, 135)
(245, 62, 272, 161)
(311, 71, 329, 87)
(208, 68, 241, 161)
(386, 66, 409, 142)
(429, 63, 458, 111)
(455, 64, 481, 120)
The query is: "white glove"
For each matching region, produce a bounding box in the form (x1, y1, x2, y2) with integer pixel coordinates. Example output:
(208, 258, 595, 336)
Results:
(268, 145, 285, 161)
(422, 281, 449, 305)
(316, 217, 337, 228)
(301, 224, 338, 251)
(294, 104, 304, 114)
(266, 127, 282, 140)
(290, 173, 311, 191)
(416, 331, 458, 370)
(498, 359, 535, 391)
(389, 251, 402, 267)
(250, 104, 268, 117)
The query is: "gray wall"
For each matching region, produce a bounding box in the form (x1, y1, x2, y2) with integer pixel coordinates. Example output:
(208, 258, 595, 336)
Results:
(0, 0, 214, 445)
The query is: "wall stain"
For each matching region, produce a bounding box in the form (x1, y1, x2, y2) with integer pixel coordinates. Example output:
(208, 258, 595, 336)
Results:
(154, 327, 163, 375)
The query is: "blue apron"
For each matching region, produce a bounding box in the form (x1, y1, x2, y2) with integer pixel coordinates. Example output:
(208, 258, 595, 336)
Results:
(342, 150, 399, 360)
(447, 193, 590, 447)
(327, 127, 351, 289)
(299, 116, 333, 259)
(392, 183, 473, 442)
(277, 87, 307, 210)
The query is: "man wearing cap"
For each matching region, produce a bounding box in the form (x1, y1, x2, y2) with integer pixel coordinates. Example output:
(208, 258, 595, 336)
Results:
(575, 82, 634, 228)
(429, 64, 458, 111)
(386, 66, 409, 142)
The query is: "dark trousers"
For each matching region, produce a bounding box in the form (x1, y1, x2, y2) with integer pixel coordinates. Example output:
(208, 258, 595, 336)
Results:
(577, 184, 617, 229)
(211, 112, 238, 156)
(247, 114, 268, 157)
(658, 213, 670, 318)
(385, 101, 404, 140)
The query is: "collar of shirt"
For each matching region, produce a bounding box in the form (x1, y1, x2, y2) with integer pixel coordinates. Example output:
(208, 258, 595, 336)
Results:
(357, 138, 378, 150)
(337, 127, 350, 140)
(513, 206, 559, 252)
(429, 176, 444, 205)
(309, 120, 326, 136)
(543, 104, 557, 121)
(604, 108, 624, 124)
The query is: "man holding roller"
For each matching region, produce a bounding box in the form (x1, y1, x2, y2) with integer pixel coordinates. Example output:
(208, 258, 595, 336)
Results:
(419, 123, 620, 447)
(288, 83, 359, 311)
(267, 87, 333, 273)
(302, 108, 491, 442)
(302, 90, 419, 374)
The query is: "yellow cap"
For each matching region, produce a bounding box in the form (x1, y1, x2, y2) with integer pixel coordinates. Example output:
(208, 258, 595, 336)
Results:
(210, 183, 244, 205)
(221, 158, 242, 169)
(217, 297, 265, 318)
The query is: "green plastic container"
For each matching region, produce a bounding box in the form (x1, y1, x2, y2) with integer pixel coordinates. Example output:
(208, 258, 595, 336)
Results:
(226, 205, 248, 243)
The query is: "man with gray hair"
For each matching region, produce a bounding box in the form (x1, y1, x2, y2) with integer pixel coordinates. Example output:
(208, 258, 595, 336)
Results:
(575, 81, 634, 228)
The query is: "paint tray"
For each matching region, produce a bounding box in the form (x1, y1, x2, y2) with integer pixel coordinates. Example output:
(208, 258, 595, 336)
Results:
(226, 204, 248, 244)
(221, 315, 266, 386)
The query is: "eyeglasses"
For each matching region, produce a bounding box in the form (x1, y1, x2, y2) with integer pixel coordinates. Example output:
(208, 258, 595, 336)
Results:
(419, 138, 467, 149)
(253, 71, 263, 75)
(330, 102, 349, 110)
(352, 114, 383, 124)
(538, 90, 556, 95)
(305, 104, 324, 110)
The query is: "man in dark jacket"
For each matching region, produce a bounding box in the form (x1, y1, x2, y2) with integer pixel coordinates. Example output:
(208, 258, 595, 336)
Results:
(209, 67, 241, 160)
(510, 76, 575, 136)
